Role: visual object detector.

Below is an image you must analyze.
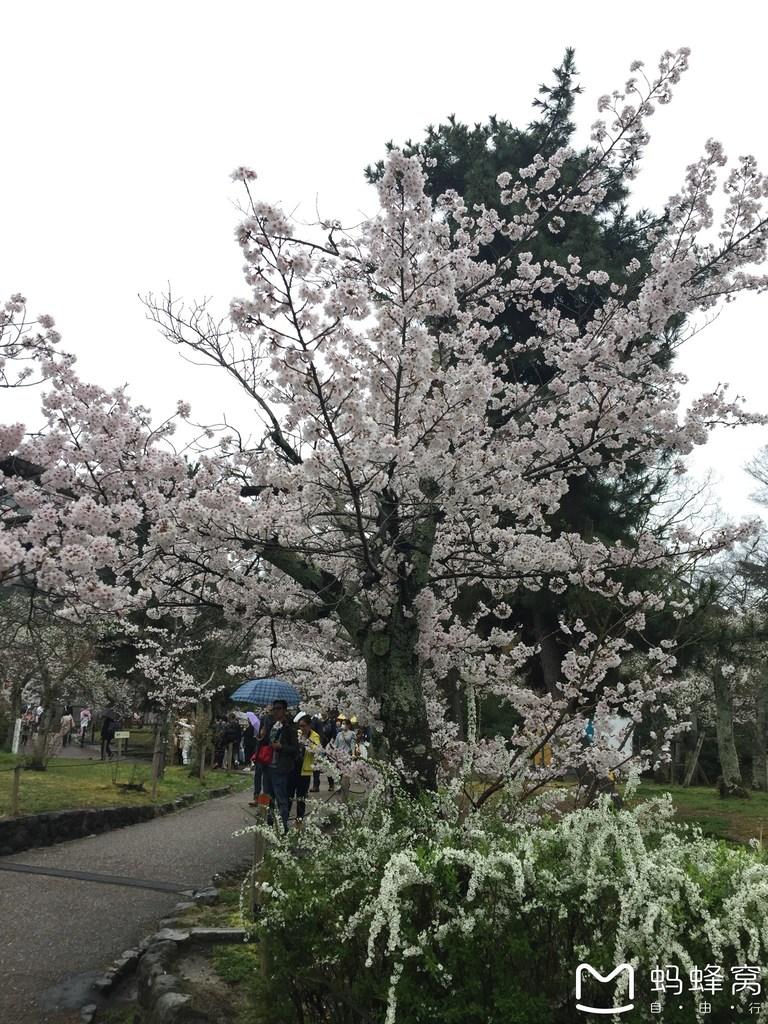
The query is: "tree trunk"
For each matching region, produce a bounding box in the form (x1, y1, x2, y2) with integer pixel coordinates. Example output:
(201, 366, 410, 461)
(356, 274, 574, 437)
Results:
(29, 707, 55, 770)
(451, 682, 465, 741)
(3, 676, 25, 752)
(683, 733, 704, 788)
(531, 606, 562, 698)
(437, 669, 465, 741)
(671, 740, 680, 784)
(752, 670, 768, 791)
(681, 711, 700, 786)
(150, 712, 168, 798)
(193, 700, 211, 778)
(364, 613, 436, 791)
(712, 665, 746, 796)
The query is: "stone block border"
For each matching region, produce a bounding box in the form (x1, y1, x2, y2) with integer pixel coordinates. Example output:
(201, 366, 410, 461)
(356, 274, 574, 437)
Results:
(79, 885, 250, 1024)
(0, 786, 237, 856)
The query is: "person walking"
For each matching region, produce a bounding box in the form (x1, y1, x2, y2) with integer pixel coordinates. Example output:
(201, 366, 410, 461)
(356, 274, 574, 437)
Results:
(100, 711, 117, 760)
(211, 717, 226, 769)
(308, 714, 324, 792)
(292, 713, 321, 828)
(243, 711, 259, 765)
(355, 727, 368, 760)
(252, 708, 274, 813)
(172, 721, 184, 765)
(264, 699, 298, 832)
(78, 707, 92, 747)
(248, 713, 271, 808)
(174, 718, 193, 765)
(221, 713, 243, 769)
(334, 715, 356, 800)
(320, 712, 338, 792)
(21, 709, 34, 749)
(334, 716, 356, 755)
(59, 706, 75, 748)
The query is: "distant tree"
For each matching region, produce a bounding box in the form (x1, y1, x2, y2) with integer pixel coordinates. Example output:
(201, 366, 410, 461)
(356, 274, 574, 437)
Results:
(0, 590, 107, 764)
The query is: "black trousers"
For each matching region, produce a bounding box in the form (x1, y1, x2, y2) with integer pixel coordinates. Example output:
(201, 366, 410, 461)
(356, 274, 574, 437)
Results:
(291, 772, 311, 820)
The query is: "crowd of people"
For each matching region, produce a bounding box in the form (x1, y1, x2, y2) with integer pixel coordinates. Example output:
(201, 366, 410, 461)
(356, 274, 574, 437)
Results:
(209, 701, 370, 831)
(18, 704, 91, 749)
(60, 706, 120, 757)
(18, 704, 46, 748)
(17, 699, 367, 827)
(15, 704, 124, 760)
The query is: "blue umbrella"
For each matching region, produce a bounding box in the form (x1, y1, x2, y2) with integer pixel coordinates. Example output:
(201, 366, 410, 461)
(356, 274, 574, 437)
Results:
(230, 678, 301, 706)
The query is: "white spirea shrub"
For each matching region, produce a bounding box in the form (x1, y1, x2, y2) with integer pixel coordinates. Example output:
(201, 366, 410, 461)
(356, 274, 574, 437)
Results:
(244, 787, 768, 1024)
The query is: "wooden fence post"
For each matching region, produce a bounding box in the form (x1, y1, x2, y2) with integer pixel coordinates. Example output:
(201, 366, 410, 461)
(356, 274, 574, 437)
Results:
(10, 764, 21, 817)
(249, 794, 270, 917)
(683, 733, 705, 788)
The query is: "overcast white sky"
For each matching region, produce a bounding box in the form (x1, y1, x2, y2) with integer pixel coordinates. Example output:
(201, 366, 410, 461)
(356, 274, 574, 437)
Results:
(2, 0, 767, 520)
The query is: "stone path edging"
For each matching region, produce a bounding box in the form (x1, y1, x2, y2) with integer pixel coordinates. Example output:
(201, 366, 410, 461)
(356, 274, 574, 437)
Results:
(79, 885, 250, 1024)
(0, 785, 237, 857)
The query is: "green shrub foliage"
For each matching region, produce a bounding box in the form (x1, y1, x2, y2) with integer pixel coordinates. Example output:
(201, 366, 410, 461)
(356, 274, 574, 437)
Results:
(245, 786, 768, 1023)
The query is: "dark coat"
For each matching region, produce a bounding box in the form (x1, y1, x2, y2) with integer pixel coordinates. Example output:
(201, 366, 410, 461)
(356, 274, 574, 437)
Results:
(100, 716, 117, 740)
(320, 718, 337, 748)
(222, 721, 242, 747)
(243, 723, 257, 760)
(268, 719, 299, 773)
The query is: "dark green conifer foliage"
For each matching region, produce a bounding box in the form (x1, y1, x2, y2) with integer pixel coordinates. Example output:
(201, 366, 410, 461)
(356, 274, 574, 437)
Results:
(368, 53, 682, 728)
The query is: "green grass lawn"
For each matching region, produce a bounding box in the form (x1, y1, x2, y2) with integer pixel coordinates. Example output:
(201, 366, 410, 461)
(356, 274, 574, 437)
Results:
(0, 752, 249, 817)
(205, 942, 266, 1024)
(632, 781, 768, 845)
(123, 728, 156, 758)
(463, 777, 768, 846)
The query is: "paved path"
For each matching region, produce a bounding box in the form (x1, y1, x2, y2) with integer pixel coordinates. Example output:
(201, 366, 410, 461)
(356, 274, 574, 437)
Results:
(32, 738, 145, 762)
(51, 740, 117, 761)
(0, 788, 257, 1023)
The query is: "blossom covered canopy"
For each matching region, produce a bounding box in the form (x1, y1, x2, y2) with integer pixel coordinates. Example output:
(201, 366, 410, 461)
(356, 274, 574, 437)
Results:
(2, 48, 768, 788)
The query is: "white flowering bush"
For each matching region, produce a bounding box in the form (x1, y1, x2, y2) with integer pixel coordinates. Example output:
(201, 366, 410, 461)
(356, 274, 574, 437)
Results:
(247, 787, 768, 1023)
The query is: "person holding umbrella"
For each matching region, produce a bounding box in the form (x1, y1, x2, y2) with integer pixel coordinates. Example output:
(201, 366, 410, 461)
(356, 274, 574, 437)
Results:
(230, 678, 301, 707)
(261, 699, 299, 831)
(229, 679, 302, 824)
(246, 711, 272, 806)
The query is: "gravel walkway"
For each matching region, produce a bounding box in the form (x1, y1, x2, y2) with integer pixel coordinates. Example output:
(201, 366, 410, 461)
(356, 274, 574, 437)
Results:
(0, 787, 257, 1023)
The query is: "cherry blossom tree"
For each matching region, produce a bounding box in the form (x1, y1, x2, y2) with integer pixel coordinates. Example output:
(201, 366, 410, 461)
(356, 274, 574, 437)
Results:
(655, 545, 768, 796)
(0, 293, 65, 391)
(2, 48, 768, 796)
(0, 589, 112, 764)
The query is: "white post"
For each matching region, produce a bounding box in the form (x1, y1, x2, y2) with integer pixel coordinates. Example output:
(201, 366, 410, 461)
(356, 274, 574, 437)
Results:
(11, 718, 22, 755)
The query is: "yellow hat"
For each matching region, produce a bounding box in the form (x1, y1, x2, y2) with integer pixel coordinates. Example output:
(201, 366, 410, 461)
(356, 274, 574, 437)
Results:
(349, 715, 358, 725)
(336, 713, 347, 721)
